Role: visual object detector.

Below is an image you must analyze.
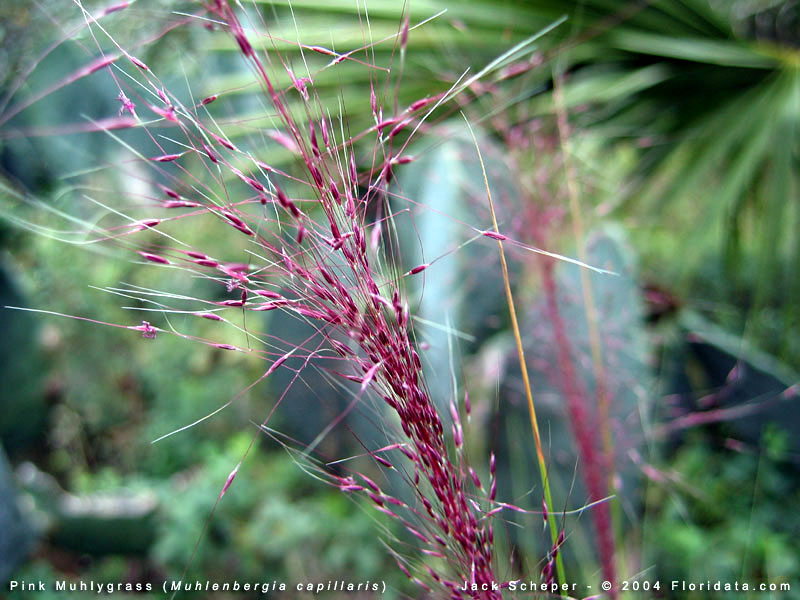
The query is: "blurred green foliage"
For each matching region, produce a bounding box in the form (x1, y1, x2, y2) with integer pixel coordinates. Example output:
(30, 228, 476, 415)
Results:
(645, 432, 799, 597)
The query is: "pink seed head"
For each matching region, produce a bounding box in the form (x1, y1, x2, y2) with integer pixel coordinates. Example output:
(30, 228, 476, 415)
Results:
(276, 187, 289, 207)
(295, 307, 327, 320)
(320, 117, 329, 147)
(406, 526, 429, 544)
(150, 153, 182, 162)
(137, 320, 157, 339)
(266, 351, 292, 376)
(373, 455, 393, 469)
(376, 117, 399, 133)
(485, 506, 504, 518)
(469, 467, 482, 489)
(160, 185, 180, 200)
(129, 55, 148, 71)
(407, 263, 428, 276)
(381, 161, 393, 184)
(309, 45, 335, 56)
(234, 31, 254, 57)
(244, 176, 265, 192)
(201, 143, 219, 163)
(200, 94, 218, 106)
(453, 423, 463, 448)
(409, 95, 439, 112)
(252, 302, 283, 311)
(218, 464, 239, 500)
(163, 200, 199, 208)
(254, 289, 281, 299)
(275, 187, 301, 218)
(482, 230, 508, 241)
(361, 361, 381, 392)
(360, 475, 380, 493)
(330, 339, 350, 357)
(194, 258, 219, 268)
(370, 293, 392, 310)
(149, 104, 178, 123)
(138, 251, 170, 265)
(288, 70, 310, 100)
(308, 119, 318, 155)
(389, 118, 411, 139)
(210, 132, 236, 150)
(220, 299, 244, 307)
(339, 484, 364, 492)
(222, 212, 253, 236)
(349, 152, 357, 183)
(328, 180, 341, 204)
(309, 164, 323, 187)
(267, 130, 300, 154)
(199, 313, 223, 321)
(542, 561, 554, 585)
(449, 400, 460, 424)
(116, 92, 136, 116)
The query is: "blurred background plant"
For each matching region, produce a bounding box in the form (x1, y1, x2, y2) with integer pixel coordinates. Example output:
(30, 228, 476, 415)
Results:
(1, 0, 798, 598)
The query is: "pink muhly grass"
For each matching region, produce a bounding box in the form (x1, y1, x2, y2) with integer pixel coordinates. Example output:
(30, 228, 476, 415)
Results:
(8, 0, 518, 595)
(204, 2, 501, 583)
